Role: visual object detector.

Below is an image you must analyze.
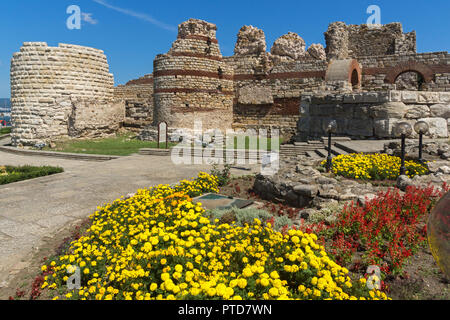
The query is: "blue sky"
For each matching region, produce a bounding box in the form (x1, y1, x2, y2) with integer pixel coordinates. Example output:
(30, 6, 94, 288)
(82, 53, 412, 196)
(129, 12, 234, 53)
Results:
(0, 0, 449, 97)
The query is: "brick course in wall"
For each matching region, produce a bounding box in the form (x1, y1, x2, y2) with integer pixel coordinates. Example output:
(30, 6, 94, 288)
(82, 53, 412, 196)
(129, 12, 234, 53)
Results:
(152, 19, 234, 131)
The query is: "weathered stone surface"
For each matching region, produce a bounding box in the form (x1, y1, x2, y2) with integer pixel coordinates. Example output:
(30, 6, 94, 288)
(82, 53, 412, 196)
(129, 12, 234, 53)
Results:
(10, 42, 117, 146)
(271, 32, 305, 60)
(427, 161, 450, 173)
(177, 18, 217, 39)
(396, 175, 413, 191)
(324, 21, 349, 59)
(438, 166, 450, 174)
(370, 102, 408, 119)
(417, 118, 448, 138)
(238, 85, 273, 105)
(293, 184, 318, 197)
(404, 105, 431, 119)
(373, 118, 398, 138)
(307, 44, 326, 60)
(357, 194, 377, 207)
(430, 104, 450, 118)
(234, 25, 266, 55)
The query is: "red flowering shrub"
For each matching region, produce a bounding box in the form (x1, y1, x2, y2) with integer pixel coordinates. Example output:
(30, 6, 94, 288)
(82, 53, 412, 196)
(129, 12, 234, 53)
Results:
(308, 183, 448, 276)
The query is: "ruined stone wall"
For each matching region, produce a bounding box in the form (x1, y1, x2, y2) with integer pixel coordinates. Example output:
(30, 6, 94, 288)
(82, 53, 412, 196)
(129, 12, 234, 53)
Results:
(227, 57, 327, 138)
(114, 74, 153, 130)
(325, 22, 416, 59)
(153, 19, 234, 131)
(360, 52, 450, 92)
(10, 42, 119, 146)
(68, 98, 124, 138)
(298, 90, 450, 140)
(223, 27, 327, 139)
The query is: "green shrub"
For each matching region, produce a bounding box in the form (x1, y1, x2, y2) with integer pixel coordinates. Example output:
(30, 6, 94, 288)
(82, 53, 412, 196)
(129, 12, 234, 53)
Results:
(207, 207, 293, 231)
(0, 127, 11, 135)
(0, 165, 64, 185)
(209, 163, 232, 186)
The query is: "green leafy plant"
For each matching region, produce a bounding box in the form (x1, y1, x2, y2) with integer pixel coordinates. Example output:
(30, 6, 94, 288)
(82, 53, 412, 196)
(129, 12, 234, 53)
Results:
(209, 163, 232, 186)
(207, 207, 293, 231)
(0, 165, 64, 185)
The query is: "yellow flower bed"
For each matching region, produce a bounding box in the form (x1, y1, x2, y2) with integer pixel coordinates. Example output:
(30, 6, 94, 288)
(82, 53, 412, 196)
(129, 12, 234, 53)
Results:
(322, 153, 428, 180)
(41, 172, 388, 300)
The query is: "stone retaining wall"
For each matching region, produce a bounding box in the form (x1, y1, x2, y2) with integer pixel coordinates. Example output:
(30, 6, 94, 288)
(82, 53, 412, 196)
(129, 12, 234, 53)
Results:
(298, 90, 450, 140)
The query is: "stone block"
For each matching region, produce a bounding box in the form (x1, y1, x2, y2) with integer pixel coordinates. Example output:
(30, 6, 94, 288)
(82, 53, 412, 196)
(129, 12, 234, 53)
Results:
(417, 117, 449, 138)
(418, 91, 439, 104)
(370, 102, 408, 119)
(353, 105, 371, 119)
(401, 91, 418, 103)
(430, 104, 450, 118)
(238, 85, 273, 105)
(347, 119, 373, 137)
(374, 118, 399, 138)
(404, 105, 431, 119)
(439, 92, 450, 103)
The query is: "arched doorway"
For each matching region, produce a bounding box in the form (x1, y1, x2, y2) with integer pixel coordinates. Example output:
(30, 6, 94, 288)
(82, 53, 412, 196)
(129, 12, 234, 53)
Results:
(351, 69, 360, 89)
(395, 71, 426, 91)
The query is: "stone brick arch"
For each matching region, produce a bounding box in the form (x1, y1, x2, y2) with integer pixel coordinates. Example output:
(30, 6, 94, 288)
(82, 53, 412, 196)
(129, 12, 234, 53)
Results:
(325, 59, 362, 88)
(384, 61, 434, 84)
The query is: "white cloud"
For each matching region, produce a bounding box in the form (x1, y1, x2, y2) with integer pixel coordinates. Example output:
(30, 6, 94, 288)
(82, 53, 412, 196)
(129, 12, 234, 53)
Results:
(93, 0, 176, 32)
(82, 12, 98, 25)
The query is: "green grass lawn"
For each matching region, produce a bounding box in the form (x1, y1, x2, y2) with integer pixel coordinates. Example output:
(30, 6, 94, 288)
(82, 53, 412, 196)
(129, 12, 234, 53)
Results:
(42, 134, 178, 156)
(0, 165, 64, 185)
(0, 127, 11, 136)
(41, 134, 283, 156)
(231, 136, 282, 151)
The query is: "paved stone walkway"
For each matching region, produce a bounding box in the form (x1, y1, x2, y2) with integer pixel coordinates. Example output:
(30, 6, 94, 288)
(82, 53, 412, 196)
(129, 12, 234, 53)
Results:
(0, 151, 259, 288)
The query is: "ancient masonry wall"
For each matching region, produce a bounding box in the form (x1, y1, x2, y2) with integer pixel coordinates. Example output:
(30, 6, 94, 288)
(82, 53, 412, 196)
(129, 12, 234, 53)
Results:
(325, 22, 416, 59)
(114, 74, 153, 130)
(153, 19, 234, 131)
(222, 25, 328, 140)
(298, 90, 450, 140)
(360, 52, 450, 91)
(10, 42, 121, 146)
(225, 55, 327, 139)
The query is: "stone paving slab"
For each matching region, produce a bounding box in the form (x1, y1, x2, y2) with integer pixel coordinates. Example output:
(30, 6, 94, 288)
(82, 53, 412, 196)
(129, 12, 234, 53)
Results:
(0, 150, 260, 288)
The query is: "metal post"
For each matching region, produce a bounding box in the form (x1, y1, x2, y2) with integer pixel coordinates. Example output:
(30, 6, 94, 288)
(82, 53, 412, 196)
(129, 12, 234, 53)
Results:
(418, 133, 423, 164)
(326, 131, 332, 172)
(400, 134, 406, 176)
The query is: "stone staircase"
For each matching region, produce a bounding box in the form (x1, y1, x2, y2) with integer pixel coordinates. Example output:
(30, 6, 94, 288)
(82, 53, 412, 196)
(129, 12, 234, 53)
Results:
(280, 137, 353, 159)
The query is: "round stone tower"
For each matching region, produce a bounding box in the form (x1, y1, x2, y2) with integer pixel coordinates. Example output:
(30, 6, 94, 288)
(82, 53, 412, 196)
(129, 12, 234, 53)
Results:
(10, 42, 115, 146)
(153, 19, 234, 131)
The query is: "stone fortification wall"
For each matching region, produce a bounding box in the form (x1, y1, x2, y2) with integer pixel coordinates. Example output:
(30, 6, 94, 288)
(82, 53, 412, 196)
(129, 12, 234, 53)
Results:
(152, 19, 234, 131)
(224, 26, 327, 139)
(10, 42, 119, 146)
(359, 52, 450, 92)
(325, 22, 416, 59)
(114, 74, 153, 130)
(298, 90, 450, 140)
